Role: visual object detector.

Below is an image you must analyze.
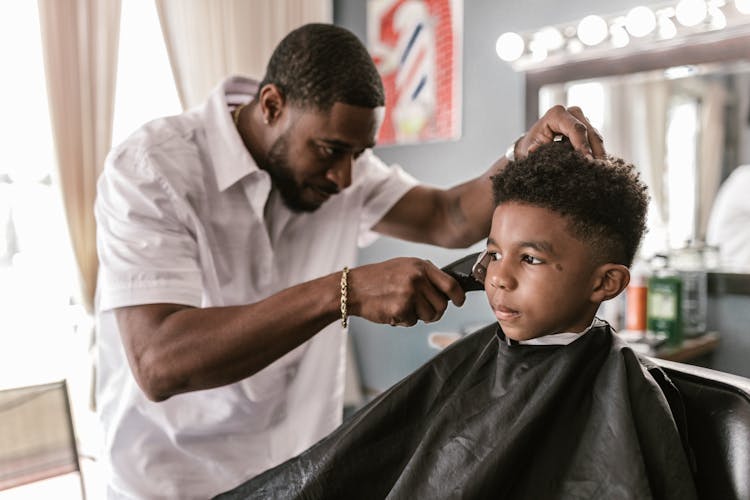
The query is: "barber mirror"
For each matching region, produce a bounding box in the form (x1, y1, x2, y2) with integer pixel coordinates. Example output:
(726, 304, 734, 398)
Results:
(524, 31, 750, 270)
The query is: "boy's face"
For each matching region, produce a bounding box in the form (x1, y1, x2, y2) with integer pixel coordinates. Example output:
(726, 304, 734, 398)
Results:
(483, 202, 602, 341)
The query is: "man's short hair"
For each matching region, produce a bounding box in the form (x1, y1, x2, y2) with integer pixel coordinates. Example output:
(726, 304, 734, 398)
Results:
(491, 141, 649, 267)
(259, 23, 385, 111)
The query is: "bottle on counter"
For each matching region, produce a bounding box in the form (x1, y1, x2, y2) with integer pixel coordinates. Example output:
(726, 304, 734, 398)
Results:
(647, 255, 683, 346)
(625, 259, 650, 335)
(670, 242, 708, 338)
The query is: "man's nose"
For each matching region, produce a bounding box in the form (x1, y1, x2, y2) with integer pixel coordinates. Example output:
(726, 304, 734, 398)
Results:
(326, 154, 353, 191)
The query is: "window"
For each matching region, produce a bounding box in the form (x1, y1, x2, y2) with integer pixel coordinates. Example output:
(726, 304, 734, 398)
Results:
(113, 0, 181, 146)
(665, 95, 700, 249)
(0, 2, 179, 496)
(0, 3, 78, 389)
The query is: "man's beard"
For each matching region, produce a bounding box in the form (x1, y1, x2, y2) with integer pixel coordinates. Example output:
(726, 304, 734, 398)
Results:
(264, 132, 321, 213)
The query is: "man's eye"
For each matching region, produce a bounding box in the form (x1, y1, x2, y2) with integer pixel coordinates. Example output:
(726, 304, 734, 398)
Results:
(522, 254, 543, 265)
(318, 145, 335, 157)
(489, 251, 502, 262)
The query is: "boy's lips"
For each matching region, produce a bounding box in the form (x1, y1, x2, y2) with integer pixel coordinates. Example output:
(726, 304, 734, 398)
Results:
(493, 304, 520, 322)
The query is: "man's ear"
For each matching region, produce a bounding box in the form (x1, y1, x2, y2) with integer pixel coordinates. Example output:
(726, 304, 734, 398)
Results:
(590, 263, 630, 303)
(258, 83, 285, 125)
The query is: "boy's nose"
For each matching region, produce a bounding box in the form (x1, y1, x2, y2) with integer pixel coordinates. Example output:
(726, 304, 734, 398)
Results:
(487, 262, 517, 291)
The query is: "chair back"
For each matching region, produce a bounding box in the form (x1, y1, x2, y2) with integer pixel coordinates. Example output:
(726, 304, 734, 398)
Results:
(653, 358, 750, 500)
(0, 380, 85, 497)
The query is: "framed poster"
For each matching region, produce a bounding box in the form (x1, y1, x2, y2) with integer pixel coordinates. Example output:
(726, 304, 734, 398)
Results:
(367, 0, 462, 145)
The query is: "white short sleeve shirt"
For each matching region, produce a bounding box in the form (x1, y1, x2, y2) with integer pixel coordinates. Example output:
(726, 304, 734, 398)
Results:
(94, 76, 418, 499)
(706, 164, 750, 271)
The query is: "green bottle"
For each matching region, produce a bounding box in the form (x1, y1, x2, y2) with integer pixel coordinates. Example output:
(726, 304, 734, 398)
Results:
(647, 273, 683, 346)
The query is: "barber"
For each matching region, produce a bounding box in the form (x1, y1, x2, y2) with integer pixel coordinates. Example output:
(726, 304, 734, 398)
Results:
(94, 23, 605, 499)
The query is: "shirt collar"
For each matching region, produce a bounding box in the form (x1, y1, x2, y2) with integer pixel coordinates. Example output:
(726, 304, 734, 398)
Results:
(516, 317, 606, 346)
(204, 76, 263, 192)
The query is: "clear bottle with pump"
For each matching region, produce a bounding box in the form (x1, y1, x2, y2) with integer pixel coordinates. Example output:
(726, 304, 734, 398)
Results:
(670, 242, 708, 338)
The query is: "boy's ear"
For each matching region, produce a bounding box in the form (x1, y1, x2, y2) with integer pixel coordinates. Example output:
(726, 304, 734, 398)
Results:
(590, 264, 630, 303)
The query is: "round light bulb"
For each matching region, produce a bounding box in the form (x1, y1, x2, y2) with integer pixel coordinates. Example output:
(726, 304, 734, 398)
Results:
(577, 15, 609, 46)
(735, 0, 750, 14)
(708, 5, 727, 29)
(566, 39, 584, 54)
(535, 26, 565, 51)
(528, 39, 548, 62)
(675, 0, 707, 27)
(495, 32, 525, 62)
(611, 24, 631, 48)
(625, 6, 657, 37)
(531, 46, 548, 62)
(658, 15, 678, 39)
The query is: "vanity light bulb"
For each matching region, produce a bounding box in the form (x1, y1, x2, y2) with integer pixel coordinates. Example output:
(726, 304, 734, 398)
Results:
(535, 26, 565, 51)
(708, 5, 727, 29)
(566, 39, 584, 54)
(529, 40, 549, 62)
(658, 15, 678, 38)
(675, 0, 708, 27)
(735, 0, 750, 14)
(495, 32, 525, 62)
(577, 15, 609, 46)
(625, 6, 657, 37)
(610, 24, 631, 48)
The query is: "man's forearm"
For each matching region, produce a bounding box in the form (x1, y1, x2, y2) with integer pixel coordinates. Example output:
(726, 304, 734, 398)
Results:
(116, 272, 341, 401)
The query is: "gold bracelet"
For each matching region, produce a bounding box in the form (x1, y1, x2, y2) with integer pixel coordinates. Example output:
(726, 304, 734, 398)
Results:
(340, 266, 349, 328)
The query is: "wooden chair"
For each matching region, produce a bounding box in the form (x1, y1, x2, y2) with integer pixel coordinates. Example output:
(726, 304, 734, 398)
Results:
(0, 380, 85, 498)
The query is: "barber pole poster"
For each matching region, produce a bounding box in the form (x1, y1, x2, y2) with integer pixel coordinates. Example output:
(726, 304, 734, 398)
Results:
(367, 0, 462, 145)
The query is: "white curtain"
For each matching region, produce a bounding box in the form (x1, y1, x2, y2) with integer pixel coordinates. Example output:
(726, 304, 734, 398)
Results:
(696, 80, 727, 239)
(155, 0, 333, 110)
(603, 76, 670, 255)
(37, 0, 122, 313)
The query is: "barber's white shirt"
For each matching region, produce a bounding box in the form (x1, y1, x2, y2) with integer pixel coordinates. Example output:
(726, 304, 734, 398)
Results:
(94, 76, 417, 499)
(707, 164, 750, 271)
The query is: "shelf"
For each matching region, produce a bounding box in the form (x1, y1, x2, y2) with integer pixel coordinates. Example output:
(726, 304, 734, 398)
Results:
(653, 331, 720, 363)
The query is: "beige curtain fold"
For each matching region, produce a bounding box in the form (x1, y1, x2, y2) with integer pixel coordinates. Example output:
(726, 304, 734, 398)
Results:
(696, 81, 727, 239)
(155, 0, 332, 110)
(37, 0, 122, 313)
(603, 76, 670, 255)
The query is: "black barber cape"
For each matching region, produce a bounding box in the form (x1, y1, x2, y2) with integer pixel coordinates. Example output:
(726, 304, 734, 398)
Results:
(216, 323, 698, 500)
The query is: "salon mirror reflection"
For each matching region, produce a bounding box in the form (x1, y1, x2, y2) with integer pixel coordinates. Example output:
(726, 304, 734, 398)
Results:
(529, 40, 750, 273)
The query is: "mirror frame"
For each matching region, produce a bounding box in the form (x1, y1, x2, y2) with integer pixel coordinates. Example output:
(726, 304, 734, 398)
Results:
(524, 31, 750, 129)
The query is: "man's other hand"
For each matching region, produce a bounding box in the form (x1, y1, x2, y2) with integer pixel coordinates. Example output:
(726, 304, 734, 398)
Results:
(516, 105, 606, 160)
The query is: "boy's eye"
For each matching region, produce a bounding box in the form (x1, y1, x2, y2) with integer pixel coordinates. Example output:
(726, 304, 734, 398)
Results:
(521, 254, 543, 265)
(488, 251, 502, 262)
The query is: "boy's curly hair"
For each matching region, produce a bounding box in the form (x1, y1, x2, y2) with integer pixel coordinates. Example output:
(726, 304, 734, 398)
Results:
(492, 141, 649, 267)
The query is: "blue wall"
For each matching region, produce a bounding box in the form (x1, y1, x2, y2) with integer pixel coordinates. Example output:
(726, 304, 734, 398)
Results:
(334, 0, 750, 392)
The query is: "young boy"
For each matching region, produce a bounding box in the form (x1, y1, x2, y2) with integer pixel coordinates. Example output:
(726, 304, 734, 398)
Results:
(215, 141, 697, 499)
